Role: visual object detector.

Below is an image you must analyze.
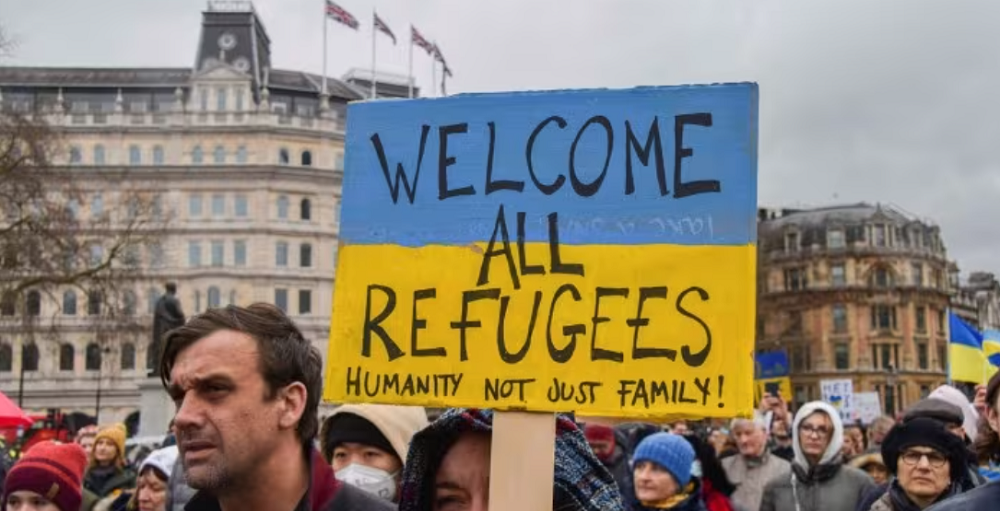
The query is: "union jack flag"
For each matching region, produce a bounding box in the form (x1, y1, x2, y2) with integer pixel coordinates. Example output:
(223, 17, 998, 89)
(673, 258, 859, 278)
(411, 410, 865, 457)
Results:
(411, 25, 434, 55)
(374, 12, 396, 45)
(325, 0, 359, 30)
(432, 43, 453, 78)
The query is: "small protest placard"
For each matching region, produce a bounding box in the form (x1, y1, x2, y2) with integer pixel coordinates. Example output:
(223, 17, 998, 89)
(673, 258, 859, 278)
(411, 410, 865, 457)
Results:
(820, 378, 854, 423)
(325, 84, 759, 420)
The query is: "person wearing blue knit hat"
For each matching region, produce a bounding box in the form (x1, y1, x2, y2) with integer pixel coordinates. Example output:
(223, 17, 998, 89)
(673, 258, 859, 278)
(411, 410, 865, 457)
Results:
(629, 432, 707, 511)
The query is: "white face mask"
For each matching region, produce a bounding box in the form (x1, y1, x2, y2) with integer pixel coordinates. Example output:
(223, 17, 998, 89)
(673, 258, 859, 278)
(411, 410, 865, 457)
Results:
(335, 463, 398, 501)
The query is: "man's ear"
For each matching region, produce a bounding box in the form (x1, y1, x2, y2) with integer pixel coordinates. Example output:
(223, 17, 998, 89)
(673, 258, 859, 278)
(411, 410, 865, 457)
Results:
(278, 382, 308, 431)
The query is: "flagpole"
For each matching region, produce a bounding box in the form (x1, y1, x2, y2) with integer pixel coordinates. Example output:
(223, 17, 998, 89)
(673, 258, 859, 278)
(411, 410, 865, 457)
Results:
(946, 307, 953, 386)
(407, 26, 414, 98)
(321, 0, 328, 96)
(370, 8, 377, 99)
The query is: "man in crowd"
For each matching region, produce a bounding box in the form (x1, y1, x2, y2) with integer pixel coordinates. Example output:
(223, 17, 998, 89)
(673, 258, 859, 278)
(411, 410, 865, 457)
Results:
(866, 417, 896, 454)
(722, 412, 790, 511)
(583, 423, 631, 494)
(160, 303, 392, 511)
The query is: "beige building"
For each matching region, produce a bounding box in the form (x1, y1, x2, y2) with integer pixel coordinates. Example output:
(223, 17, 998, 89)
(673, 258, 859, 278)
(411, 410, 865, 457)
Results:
(0, 1, 413, 426)
(757, 204, 951, 417)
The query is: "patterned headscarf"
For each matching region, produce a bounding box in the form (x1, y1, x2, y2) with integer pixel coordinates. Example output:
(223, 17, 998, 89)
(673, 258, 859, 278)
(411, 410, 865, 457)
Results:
(399, 408, 625, 511)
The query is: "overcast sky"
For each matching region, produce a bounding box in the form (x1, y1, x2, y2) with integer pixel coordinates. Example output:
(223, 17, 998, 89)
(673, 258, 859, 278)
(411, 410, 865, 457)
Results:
(3, 0, 998, 277)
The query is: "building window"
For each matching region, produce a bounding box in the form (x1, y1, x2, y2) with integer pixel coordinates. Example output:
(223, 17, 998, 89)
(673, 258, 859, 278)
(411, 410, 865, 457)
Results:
(66, 199, 80, 220)
(871, 305, 897, 331)
(917, 343, 928, 370)
(192, 146, 204, 164)
(300, 243, 312, 268)
(92, 193, 104, 217)
(784, 231, 800, 253)
(236, 145, 248, 164)
(937, 309, 946, 335)
(199, 87, 209, 111)
(149, 242, 165, 268)
(275, 289, 288, 312)
(235, 89, 245, 111)
(152, 145, 165, 165)
(85, 343, 102, 371)
(211, 240, 224, 267)
(214, 145, 225, 164)
(93, 145, 105, 165)
(21, 344, 38, 372)
(884, 384, 895, 415)
(122, 290, 137, 316)
(121, 343, 136, 370)
(59, 344, 75, 371)
(912, 263, 923, 287)
(830, 263, 846, 287)
(0, 344, 10, 372)
(211, 194, 225, 217)
(834, 343, 849, 370)
(299, 290, 312, 315)
(827, 229, 845, 249)
(335, 152, 345, 170)
(276, 242, 288, 267)
(235, 194, 248, 217)
(938, 344, 947, 371)
(216, 87, 227, 111)
(301, 198, 312, 221)
(89, 243, 104, 268)
(788, 310, 803, 334)
(0, 293, 13, 316)
(784, 267, 807, 291)
(920, 385, 930, 399)
(63, 291, 77, 315)
(832, 304, 848, 334)
(871, 267, 893, 287)
(234, 240, 247, 267)
(301, 150, 313, 166)
(147, 287, 161, 315)
(69, 146, 82, 164)
(208, 286, 221, 308)
(189, 194, 203, 217)
(129, 145, 142, 165)
(189, 241, 202, 267)
(277, 195, 289, 219)
(279, 148, 290, 165)
(916, 306, 927, 333)
(87, 290, 102, 316)
(25, 290, 41, 317)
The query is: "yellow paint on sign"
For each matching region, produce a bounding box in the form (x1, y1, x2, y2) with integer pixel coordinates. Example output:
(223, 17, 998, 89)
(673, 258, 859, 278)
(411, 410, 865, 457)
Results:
(324, 242, 755, 419)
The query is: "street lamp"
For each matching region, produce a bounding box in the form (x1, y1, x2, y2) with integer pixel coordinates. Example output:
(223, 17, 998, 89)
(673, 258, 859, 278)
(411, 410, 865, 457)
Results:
(94, 345, 112, 423)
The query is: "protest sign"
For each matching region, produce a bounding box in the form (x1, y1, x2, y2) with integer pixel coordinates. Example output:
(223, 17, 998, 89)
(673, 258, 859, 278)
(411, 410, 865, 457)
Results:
(754, 350, 791, 405)
(820, 378, 854, 423)
(852, 391, 881, 425)
(325, 84, 759, 420)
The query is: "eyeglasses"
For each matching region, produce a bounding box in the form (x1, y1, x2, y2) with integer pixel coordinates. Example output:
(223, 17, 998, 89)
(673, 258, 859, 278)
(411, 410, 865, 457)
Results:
(900, 451, 947, 468)
(798, 424, 831, 438)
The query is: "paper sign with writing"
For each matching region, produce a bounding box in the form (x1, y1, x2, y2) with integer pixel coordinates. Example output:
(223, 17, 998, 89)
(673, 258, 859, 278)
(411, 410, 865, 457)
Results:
(820, 379, 854, 422)
(852, 392, 881, 425)
(325, 84, 759, 419)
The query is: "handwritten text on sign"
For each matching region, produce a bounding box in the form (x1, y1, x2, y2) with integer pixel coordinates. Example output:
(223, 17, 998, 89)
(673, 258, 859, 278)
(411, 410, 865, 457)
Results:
(325, 85, 759, 419)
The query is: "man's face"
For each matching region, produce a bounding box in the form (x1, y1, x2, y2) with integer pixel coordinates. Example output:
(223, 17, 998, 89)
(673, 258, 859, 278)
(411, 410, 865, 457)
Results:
(169, 330, 287, 491)
(896, 447, 951, 502)
(433, 432, 491, 511)
(672, 422, 688, 435)
(587, 439, 614, 461)
(798, 412, 833, 462)
(771, 420, 791, 444)
(732, 422, 766, 457)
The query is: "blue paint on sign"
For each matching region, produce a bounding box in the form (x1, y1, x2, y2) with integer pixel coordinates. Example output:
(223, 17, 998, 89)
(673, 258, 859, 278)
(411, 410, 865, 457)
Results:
(755, 351, 790, 379)
(340, 84, 759, 247)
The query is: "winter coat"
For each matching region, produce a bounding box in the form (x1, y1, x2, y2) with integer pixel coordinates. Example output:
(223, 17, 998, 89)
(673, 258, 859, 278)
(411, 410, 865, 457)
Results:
(398, 408, 625, 511)
(721, 450, 790, 511)
(867, 480, 961, 511)
(925, 478, 1000, 511)
(165, 448, 197, 511)
(182, 448, 393, 511)
(760, 402, 875, 511)
(83, 465, 136, 499)
(630, 490, 707, 511)
(603, 435, 633, 498)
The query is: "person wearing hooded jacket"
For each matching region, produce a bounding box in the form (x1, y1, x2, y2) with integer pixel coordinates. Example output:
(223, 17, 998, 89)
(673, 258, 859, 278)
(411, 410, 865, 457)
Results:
(397, 408, 625, 511)
(319, 403, 429, 504)
(759, 401, 875, 511)
(628, 432, 706, 511)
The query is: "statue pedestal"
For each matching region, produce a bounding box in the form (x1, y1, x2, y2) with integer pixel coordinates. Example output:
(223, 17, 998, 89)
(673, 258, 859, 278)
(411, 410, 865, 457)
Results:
(137, 377, 173, 438)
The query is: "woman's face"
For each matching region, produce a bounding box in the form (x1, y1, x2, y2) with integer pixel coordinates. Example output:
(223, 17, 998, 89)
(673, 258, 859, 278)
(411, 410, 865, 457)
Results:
(136, 469, 169, 511)
(5, 491, 60, 511)
(93, 437, 118, 465)
(633, 460, 679, 503)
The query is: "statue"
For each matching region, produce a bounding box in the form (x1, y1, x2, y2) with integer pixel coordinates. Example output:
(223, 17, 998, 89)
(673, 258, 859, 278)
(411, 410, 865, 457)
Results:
(149, 282, 185, 377)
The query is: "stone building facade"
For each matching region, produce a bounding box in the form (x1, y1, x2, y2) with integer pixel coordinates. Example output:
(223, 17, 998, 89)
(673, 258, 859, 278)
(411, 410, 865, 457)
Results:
(0, 1, 413, 425)
(757, 203, 951, 417)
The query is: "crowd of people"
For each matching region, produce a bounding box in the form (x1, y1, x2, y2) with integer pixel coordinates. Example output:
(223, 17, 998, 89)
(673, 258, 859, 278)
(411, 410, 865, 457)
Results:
(3, 303, 1000, 511)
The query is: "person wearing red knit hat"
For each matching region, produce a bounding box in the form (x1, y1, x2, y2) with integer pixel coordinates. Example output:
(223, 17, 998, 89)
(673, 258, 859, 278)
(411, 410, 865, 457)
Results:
(4, 440, 88, 511)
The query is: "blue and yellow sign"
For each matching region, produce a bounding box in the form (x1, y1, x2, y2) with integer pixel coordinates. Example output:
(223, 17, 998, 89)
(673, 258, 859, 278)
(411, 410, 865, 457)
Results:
(325, 84, 759, 419)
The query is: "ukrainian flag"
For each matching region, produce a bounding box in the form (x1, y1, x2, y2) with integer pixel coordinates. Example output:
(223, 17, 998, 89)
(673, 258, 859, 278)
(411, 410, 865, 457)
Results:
(985, 329, 1000, 380)
(949, 312, 985, 384)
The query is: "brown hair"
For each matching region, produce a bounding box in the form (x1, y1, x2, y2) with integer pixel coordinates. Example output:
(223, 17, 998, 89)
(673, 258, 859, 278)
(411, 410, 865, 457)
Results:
(158, 303, 322, 446)
(974, 372, 1000, 465)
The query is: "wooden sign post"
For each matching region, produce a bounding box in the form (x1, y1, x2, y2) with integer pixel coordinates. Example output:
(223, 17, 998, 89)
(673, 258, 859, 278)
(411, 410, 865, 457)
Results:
(325, 84, 760, 510)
